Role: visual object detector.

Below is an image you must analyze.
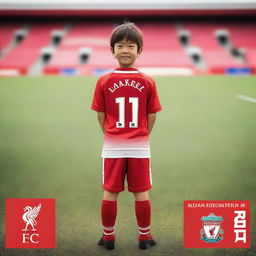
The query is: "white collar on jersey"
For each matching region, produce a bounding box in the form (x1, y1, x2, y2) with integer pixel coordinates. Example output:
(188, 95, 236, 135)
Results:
(113, 70, 139, 74)
(113, 68, 139, 74)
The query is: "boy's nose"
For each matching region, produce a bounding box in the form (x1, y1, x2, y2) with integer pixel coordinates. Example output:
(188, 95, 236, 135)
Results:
(121, 47, 128, 53)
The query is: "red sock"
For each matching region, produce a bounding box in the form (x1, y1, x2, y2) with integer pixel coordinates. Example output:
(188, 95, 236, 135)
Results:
(101, 200, 117, 241)
(135, 200, 152, 241)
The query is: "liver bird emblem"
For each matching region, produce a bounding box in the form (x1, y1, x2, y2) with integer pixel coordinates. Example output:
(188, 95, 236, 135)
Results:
(209, 226, 216, 237)
(22, 204, 41, 231)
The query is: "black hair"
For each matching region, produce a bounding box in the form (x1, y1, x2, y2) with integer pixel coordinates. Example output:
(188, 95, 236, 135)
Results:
(110, 22, 143, 53)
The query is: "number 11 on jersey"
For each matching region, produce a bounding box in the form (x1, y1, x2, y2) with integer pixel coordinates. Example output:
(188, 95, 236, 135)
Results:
(115, 97, 138, 128)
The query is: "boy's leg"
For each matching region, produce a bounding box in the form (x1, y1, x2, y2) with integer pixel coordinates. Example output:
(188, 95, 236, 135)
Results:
(103, 190, 119, 201)
(99, 191, 118, 250)
(134, 191, 149, 201)
(99, 158, 126, 250)
(134, 191, 151, 238)
(134, 191, 156, 249)
(102, 190, 119, 236)
(127, 157, 156, 249)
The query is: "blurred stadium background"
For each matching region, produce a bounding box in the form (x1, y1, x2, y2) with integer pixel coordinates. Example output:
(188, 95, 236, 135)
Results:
(0, 1, 255, 256)
(0, 0, 256, 76)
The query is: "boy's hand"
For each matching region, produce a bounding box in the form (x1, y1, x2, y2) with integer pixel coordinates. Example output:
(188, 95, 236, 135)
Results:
(147, 113, 156, 133)
(97, 112, 105, 133)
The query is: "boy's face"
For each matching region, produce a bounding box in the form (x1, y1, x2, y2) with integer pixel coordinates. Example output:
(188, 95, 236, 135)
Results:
(112, 39, 142, 68)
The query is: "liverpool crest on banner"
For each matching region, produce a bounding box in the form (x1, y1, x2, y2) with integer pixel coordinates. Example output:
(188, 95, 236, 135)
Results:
(200, 213, 224, 243)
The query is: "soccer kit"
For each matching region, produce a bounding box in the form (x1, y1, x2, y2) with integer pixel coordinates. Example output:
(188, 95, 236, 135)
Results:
(91, 67, 162, 193)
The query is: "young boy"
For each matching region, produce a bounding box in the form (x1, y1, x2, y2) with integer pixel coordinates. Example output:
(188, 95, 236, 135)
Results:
(91, 22, 162, 250)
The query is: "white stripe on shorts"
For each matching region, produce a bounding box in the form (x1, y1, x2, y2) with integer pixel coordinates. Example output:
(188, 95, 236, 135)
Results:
(102, 158, 105, 185)
(149, 158, 152, 186)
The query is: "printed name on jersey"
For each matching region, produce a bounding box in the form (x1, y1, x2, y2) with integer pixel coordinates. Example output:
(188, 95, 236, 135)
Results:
(109, 79, 145, 93)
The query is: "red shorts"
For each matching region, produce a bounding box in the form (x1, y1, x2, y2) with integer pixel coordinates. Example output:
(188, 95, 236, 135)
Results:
(102, 158, 152, 193)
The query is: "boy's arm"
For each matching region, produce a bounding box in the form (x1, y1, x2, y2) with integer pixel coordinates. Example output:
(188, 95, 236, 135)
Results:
(147, 113, 156, 133)
(97, 112, 105, 133)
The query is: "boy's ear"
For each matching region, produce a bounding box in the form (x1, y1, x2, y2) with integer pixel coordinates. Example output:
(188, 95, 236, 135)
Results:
(137, 47, 143, 56)
(111, 47, 115, 54)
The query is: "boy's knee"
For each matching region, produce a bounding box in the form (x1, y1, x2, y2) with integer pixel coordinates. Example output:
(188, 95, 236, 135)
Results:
(133, 191, 149, 201)
(103, 191, 119, 201)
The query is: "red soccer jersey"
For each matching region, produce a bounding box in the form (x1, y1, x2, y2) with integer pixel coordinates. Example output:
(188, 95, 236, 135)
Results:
(91, 67, 162, 158)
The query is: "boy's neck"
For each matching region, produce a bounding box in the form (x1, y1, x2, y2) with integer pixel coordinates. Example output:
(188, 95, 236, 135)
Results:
(118, 65, 136, 69)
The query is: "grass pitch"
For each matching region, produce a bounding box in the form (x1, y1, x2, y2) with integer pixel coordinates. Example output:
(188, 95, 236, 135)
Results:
(0, 75, 255, 256)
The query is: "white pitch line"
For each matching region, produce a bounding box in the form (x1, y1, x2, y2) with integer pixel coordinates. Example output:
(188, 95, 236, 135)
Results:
(237, 94, 256, 104)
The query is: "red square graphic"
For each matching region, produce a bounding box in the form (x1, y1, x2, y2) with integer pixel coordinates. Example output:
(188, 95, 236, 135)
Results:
(5, 198, 56, 248)
(184, 200, 250, 248)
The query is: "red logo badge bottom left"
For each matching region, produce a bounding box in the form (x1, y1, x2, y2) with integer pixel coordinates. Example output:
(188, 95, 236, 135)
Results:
(5, 198, 55, 248)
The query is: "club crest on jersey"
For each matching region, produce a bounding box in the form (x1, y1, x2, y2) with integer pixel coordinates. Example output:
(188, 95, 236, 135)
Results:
(109, 79, 144, 93)
(200, 213, 224, 243)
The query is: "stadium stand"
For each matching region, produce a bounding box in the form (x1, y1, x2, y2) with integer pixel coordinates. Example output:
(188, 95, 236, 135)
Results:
(181, 22, 248, 74)
(0, 23, 21, 52)
(226, 23, 256, 48)
(0, 23, 64, 75)
(135, 22, 193, 68)
(0, 0, 256, 76)
(44, 22, 193, 75)
(225, 23, 256, 70)
(44, 22, 116, 75)
(0, 20, 255, 76)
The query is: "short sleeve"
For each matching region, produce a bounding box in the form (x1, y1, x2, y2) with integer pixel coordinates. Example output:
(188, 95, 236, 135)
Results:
(147, 80, 162, 114)
(91, 79, 106, 112)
